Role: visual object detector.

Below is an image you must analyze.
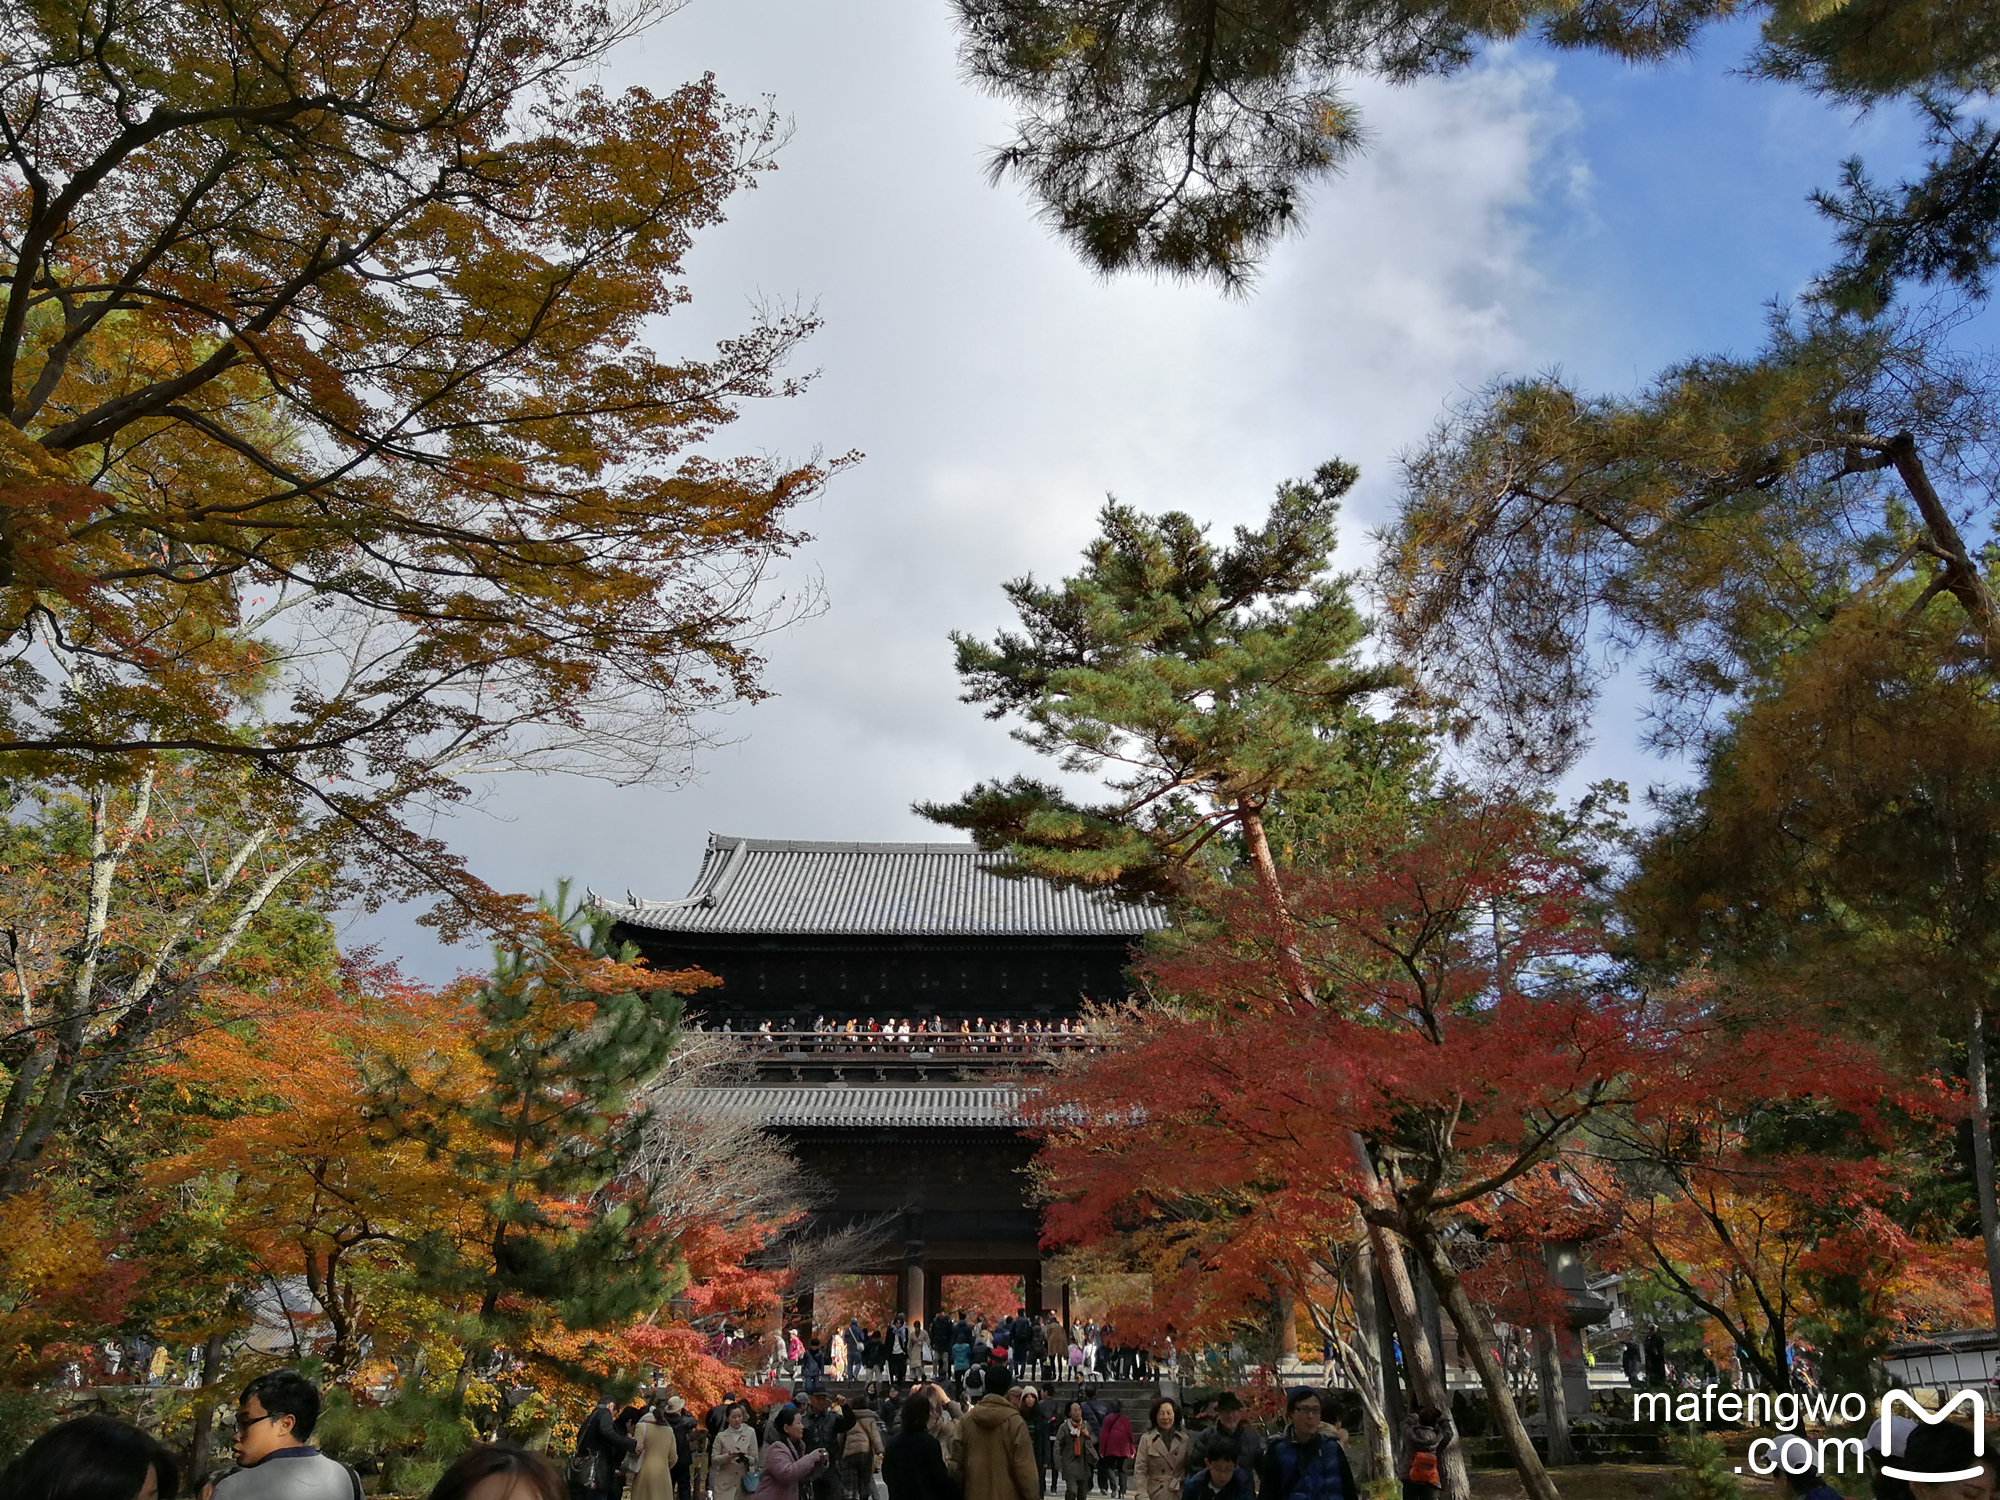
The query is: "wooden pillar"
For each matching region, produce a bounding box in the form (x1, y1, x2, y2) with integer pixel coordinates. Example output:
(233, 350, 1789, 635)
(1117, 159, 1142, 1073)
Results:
(1025, 1263, 1045, 1317)
(1062, 1279, 1072, 1333)
(904, 1214, 927, 1324)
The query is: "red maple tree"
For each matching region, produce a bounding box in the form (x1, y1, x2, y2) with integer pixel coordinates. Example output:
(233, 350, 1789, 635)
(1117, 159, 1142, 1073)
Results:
(1031, 798, 1906, 1500)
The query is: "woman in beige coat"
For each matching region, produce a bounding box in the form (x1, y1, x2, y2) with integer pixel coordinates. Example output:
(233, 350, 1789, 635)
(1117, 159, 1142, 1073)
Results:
(711, 1402, 761, 1500)
(1133, 1399, 1189, 1500)
(632, 1407, 681, 1500)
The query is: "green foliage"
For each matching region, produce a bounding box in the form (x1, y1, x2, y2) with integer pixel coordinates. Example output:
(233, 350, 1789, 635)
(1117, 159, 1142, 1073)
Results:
(1667, 1434, 1749, 1500)
(1379, 305, 1999, 774)
(919, 464, 1414, 904)
(390, 882, 692, 1364)
(315, 1384, 480, 1493)
(957, 0, 2000, 292)
(0, 1388, 59, 1470)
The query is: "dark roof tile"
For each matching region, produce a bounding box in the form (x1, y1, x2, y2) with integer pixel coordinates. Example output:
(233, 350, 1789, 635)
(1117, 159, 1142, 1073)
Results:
(593, 834, 1167, 937)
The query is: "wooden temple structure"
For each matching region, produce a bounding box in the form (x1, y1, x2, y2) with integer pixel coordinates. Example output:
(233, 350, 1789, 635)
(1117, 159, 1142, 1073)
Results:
(594, 834, 1166, 1322)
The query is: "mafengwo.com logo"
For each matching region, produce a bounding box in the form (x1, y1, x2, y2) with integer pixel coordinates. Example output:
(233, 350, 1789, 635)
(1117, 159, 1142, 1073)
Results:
(1635, 1388, 1986, 1476)
(1881, 1391, 1987, 1483)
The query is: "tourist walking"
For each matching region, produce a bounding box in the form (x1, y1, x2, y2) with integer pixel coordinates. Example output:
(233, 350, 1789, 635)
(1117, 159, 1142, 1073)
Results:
(691, 1416, 712, 1500)
(2, 1414, 179, 1500)
(1641, 1326, 1667, 1387)
(633, 1405, 681, 1500)
(1096, 1402, 1135, 1499)
(842, 1401, 886, 1500)
(949, 1367, 1038, 1500)
(666, 1397, 699, 1500)
(1396, 1407, 1452, 1500)
(1191, 1395, 1261, 1477)
(1257, 1393, 1355, 1500)
(213, 1369, 363, 1500)
(1056, 1404, 1098, 1500)
(886, 1393, 961, 1500)
(1017, 1388, 1053, 1498)
(1134, 1401, 1189, 1500)
(1180, 1440, 1252, 1500)
(711, 1405, 760, 1500)
(891, 1321, 912, 1384)
(931, 1313, 958, 1380)
(760, 1407, 834, 1500)
(803, 1340, 828, 1393)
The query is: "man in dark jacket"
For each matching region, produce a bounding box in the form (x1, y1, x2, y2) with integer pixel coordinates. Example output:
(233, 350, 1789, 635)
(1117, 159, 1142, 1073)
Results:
(1193, 1395, 1264, 1479)
(1009, 1314, 1033, 1378)
(1642, 1326, 1667, 1387)
(664, 1396, 698, 1500)
(611, 1397, 648, 1500)
(1257, 1392, 1354, 1500)
(805, 1391, 858, 1500)
(1079, 1388, 1106, 1436)
(580, 1395, 639, 1500)
(932, 1312, 958, 1373)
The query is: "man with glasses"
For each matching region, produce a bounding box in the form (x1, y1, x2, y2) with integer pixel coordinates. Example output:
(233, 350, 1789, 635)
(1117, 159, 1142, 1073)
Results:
(1256, 1392, 1353, 1500)
(207, 1370, 359, 1500)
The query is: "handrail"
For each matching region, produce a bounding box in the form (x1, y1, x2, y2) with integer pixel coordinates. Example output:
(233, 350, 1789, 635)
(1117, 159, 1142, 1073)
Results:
(707, 1027, 1100, 1057)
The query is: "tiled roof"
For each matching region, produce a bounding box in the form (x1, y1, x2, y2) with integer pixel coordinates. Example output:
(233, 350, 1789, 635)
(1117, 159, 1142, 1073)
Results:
(593, 834, 1167, 937)
(677, 1084, 1026, 1128)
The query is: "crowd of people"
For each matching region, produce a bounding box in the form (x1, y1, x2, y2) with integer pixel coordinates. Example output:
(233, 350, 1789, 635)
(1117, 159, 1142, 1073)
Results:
(13, 1350, 1995, 1500)
(764, 1310, 1159, 1391)
(0, 1355, 1413, 1500)
(594, 1368, 1388, 1500)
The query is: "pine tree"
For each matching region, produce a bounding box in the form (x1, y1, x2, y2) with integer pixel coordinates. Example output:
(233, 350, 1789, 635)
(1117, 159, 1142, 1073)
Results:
(1666, 1434, 1748, 1500)
(919, 461, 1407, 934)
(391, 883, 700, 1392)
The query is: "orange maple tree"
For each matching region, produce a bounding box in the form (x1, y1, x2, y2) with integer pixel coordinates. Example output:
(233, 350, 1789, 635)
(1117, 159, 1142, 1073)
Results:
(154, 907, 794, 1407)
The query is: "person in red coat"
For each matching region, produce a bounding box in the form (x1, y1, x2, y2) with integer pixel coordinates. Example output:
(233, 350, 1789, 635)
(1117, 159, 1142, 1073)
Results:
(1097, 1401, 1136, 1498)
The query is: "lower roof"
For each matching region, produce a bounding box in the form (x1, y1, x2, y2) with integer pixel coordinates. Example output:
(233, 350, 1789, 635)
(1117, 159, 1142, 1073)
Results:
(676, 1084, 1025, 1129)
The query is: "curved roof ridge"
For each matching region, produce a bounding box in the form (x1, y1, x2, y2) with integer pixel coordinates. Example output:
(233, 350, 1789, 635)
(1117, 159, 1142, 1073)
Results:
(595, 831, 1168, 938)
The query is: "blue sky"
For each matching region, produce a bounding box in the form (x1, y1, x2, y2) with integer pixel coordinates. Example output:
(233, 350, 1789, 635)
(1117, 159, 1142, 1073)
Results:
(356, 0, 1977, 977)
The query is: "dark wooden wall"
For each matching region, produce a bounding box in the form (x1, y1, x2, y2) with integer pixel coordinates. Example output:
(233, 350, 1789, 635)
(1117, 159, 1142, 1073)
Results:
(609, 929, 1138, 1022)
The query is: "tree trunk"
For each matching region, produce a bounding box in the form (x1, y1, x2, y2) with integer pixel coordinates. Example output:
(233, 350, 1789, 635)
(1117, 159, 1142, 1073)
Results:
(1346, 1136, 1469, 1500)
(188, 1332, 227, 1486)
(1241, 808, 1462, 1497)
(1533, 1324, 1575, 1466)
(1408, 1226, 1562, 1500)
(1349, 1237, 1396, 1484)
(1970, 1004, 2000, 1338)
(1238, 801, 1316, 1008)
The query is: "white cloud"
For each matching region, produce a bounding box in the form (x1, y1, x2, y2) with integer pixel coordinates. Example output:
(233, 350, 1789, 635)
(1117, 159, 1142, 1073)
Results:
(346, 3, 1587, 976)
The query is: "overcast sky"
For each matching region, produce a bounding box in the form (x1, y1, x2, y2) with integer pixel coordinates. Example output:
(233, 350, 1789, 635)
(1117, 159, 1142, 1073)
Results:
(361, 0, 1958, 978)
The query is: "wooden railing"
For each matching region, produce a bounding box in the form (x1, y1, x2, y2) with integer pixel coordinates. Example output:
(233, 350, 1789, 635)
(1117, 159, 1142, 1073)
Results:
(712, 1027, 1099, 1058)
